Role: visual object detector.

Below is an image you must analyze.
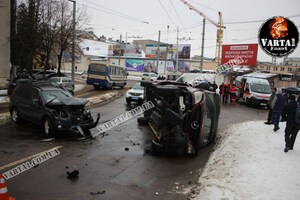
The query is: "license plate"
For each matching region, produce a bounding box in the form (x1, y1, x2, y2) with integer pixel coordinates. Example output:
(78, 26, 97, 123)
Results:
(132, 97, 139, 100)
(260, 103, 267, 106)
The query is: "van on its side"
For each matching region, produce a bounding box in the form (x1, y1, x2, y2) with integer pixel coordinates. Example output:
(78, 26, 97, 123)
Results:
(235, 76, 272, 107)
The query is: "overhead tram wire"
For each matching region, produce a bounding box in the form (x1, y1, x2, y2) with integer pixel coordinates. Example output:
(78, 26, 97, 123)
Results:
(170, 0, 187, 32)
(189, 0, 219, 13)
(225, 13, 300, 24)
(76, 1, 148, 24)
(158, 0, 177, 27)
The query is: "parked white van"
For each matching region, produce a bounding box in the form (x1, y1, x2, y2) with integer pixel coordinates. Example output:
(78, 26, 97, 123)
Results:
(235, 75, 272, 107)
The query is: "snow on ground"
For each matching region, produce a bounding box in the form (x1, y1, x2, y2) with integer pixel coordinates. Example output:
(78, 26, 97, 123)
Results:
(127, 75, 142, 81)
(193, 121, 300, 200)
(74, 84, 85, 92)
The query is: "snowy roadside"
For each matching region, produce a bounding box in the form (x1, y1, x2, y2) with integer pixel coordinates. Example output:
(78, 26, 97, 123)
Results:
(190, 121, 300, 200)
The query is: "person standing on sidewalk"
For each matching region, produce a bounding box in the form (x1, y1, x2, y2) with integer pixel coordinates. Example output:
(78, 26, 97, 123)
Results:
(271, 89, 286, 132)
(281, 95, 300, 152)
(264, 87, 277, 125)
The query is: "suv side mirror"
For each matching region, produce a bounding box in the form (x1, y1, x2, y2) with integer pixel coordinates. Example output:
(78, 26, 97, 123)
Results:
(33, 99, 41, 105)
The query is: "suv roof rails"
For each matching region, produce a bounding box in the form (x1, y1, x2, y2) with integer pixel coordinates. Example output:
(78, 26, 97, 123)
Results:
(22, 80, 62, 90)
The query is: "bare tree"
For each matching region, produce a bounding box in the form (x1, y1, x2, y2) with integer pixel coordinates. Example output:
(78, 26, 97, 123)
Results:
(38, 0, 60, 71)
(55, 0, 87, 74)
(11, 0, 88, 77)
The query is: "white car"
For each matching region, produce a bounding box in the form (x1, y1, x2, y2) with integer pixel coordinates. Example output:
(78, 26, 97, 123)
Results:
(48, 77, 75, 94)
(141, 73, 159, 81)
(126, 82, 144, 105)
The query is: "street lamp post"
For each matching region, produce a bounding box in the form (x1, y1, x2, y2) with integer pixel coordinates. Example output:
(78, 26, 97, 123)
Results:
(68, 0, 76, 82)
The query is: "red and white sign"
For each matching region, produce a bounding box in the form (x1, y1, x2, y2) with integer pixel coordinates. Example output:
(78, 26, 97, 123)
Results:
(221, 44, 258, 66)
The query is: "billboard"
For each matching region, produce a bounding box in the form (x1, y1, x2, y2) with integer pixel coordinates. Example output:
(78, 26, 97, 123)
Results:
(169, 44, 191, 59)
(145, 44, 191, 59)
(145, 44, 168, 58)
(221, 44, 258, 66)
(124, 44, 143, 57)
(126, 59, 144, 72)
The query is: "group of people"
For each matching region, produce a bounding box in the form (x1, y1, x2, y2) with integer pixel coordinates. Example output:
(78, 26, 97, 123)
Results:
(157, 75, 166, 80)
(264, 88, 300, 152)
(219, 82, 238, 104)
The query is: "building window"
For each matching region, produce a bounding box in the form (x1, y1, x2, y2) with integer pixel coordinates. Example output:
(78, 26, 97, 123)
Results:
(280, 67, 284, 71)
(266, 66, 271, 70)
(288, 68, 292, 72)
(297, 68, 300, 72)
(273, 67, 278, 71)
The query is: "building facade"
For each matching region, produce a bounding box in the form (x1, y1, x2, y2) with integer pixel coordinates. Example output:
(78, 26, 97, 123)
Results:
(0, 1, 10, 89)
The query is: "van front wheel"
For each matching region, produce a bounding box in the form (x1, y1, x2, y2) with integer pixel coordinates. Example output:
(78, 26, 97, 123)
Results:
(245, 98, 251, 107)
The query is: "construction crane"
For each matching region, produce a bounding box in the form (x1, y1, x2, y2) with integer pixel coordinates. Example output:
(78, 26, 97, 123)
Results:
(180, 0, 225, 66)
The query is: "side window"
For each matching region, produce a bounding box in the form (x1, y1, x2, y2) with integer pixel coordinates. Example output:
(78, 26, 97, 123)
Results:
(20, 87, 32, 100)
(31, 89, 41, 102)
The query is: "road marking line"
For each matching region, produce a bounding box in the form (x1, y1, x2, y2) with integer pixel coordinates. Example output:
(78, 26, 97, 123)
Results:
(0, 146, 63, 171)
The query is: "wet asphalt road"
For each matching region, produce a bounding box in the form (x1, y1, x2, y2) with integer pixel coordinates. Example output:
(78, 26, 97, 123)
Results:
(0, 82, 268, 200)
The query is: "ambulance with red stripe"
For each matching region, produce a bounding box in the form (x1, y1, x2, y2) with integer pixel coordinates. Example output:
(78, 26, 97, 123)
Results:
(235, 73, 272, 107)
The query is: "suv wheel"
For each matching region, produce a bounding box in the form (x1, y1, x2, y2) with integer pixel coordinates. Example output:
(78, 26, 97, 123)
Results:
(137, 117, 149, 125)
(43, 117, 54, 137)
(11, 108, 21, 123)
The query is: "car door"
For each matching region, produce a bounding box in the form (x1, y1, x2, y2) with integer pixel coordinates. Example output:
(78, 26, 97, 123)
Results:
(15, 86, 33, 120)
(28, 88, 44, 124)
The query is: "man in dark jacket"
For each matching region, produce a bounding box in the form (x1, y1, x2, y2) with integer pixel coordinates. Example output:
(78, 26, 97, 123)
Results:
(265, 87, 277, 125)
(271, 89, 286, 132)
(282, 95, 300, 152)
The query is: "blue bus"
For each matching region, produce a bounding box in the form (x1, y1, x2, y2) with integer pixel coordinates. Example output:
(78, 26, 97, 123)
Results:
(86, 60, 127, 89)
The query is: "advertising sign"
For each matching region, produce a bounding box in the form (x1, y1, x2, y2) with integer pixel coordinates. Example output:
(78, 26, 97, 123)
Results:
(221, 44, 258, 66)
(126, 59, 144, 72)
(124, 44, 143, 57)
(145, 44, 168, 58)
(144, 60, 157, 73)
(169, 44, 191, 59)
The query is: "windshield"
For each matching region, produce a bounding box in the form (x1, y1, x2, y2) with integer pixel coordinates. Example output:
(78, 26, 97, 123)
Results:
(41, 90, 73, 104)
(89, 64, 106, 73)
(250, 83, 272, 94)
(132, 82, 144, 90)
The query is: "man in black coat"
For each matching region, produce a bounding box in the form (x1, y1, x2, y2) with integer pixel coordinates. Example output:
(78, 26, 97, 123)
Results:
(265, 87, 277, 125)
(281, 95, 300, 152)
(271, 89, 286, 132)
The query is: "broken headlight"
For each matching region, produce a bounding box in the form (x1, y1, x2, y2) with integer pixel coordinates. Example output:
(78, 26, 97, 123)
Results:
(59, 110, 68, 118)
(83, 108, 90, 115)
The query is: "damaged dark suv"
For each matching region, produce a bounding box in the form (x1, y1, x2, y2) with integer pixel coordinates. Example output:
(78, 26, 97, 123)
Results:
(138, 81, 220, 156)
(9, 81, 99, 137)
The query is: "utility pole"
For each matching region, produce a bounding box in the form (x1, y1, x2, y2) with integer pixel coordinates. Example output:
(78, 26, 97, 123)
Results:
(124, 32, 127, 68)
(118, 34, 122, 65)
(156, 30, 161, 73)
(164, 25, 169, 74)
(67, 0, 76, 82)
(200, 18, 205, 72)
(176, 26, 179, 71)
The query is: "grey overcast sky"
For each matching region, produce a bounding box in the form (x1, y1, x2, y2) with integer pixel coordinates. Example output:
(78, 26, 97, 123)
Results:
(76, 0, 300, 62)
